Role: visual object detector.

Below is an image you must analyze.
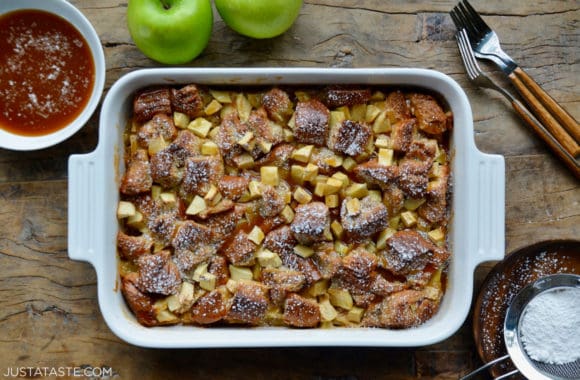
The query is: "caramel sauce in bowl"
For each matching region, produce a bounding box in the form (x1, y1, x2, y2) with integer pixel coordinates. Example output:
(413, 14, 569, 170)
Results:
(0, 0, 105, 151)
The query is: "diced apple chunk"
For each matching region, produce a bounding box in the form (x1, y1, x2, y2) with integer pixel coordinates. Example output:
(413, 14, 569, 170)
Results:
(325, 178, 343, 195)
(281, 205, 295, 223)
(324, 154, 343, 168)
(284, 127, 294, 142)
(350, 104, 366, 122)
(378, 148, 394, 166)
(342, 157, 357, 172)
(329, 111, 346, 128)
(319, 298, 338, 322)
(331, 172, 349, 188)
(400, 210, 418, 227)
(257, 140, 272, 154)
(293, 186, 312, 204)
(235, 93, 252, 122)
(291, 145, 314, 163)
(345, 197, 361, 215)
(372, 111, 390, 133)
(428, 227, 445, 243)
(156, 309, 178, 323)
(187, 117, 213, 137)
(173, 112, 190, 129)
(334, 241, 349, 256)
(347, 306, 365, 323)
(226, 279, 238, 294)
(117, 201, 136, 219)
(166, 294, 181, 312)
(367, 190, 382, 203)
(148, 135, 168, 156)
(375, 134, 391, 149)
(192, 263, 209, 281)
(307, 280, 329, 297)
(248, 226, 265, 245)
(204, 99, 222, 116)
(210, 90, 232, 103)
(330, 220, 344, 239)
(200, 141, 219, 156)
(328, 288, 353, 310)
(325, 194, 339, 208)
(151, 185, 162, 200)
(238, 131, 255, 152)
(248, 180, 263, 198)
(290, 165, 305, 185)
(232, 153, 254, 169)
(314, 182, 326, 197)
(256, 249, 282, 268)
(229, 265, 254, 281)
(127, 211, 145, 229)
(403, 198, 426, 211)
(365, 104, 382, 123)
(186, 195, 206, 215)
(260, 166, 279, 186)
(294, 245, 314, 258)
(303, 163, 319, 182)
(203, 185, 219, 201)
(160, 192, 177, 205)
(345, 183, 368, 198)
(199, 272, 217, 291)
(376, 227, 396, 250)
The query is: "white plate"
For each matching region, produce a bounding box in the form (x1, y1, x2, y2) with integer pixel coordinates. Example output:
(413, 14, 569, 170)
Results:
(68, 68, 505, 348)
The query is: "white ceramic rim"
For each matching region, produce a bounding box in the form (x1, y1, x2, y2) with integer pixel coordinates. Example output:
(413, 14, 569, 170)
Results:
(0, 0, 106, 151)
(68, 67, 506, 348)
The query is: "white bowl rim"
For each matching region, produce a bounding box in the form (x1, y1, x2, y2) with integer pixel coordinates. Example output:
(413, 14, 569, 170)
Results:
(0, 0, 106, 151)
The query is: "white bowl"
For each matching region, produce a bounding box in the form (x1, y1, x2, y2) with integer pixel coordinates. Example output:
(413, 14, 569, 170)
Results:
(68, 68, 505, 348)
(0, 0, 105, 151)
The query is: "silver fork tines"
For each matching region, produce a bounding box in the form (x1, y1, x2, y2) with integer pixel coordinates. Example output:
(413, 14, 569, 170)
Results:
(455, 28, 580, 178)
(455, 29, 511, 98)
(450, 0, 517, 74)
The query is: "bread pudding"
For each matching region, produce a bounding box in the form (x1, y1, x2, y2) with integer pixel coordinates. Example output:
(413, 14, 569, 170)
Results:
(116, 84, 452, 329)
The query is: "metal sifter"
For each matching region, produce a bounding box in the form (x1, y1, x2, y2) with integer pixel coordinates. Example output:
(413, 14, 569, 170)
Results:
(462, 274, 580, 380)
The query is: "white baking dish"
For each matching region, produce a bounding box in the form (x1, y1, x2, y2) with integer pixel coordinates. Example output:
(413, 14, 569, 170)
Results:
(68, 68, 505, 348)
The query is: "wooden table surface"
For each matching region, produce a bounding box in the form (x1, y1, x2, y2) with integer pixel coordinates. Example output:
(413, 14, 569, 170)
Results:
(1, 1, 578, 379)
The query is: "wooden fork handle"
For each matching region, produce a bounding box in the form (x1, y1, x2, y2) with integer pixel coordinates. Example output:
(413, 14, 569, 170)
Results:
(513, 67, 580, 142)
(511, 99, 580, 179)
(508, 68, 580, 158)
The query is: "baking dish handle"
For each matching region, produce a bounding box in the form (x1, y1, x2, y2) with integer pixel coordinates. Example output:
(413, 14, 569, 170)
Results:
(67, 152, 101, 267)
(470, 151, 506, 268)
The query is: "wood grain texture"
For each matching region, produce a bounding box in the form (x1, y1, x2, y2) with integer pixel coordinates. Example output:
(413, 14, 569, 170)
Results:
(0, 1, 578, 379)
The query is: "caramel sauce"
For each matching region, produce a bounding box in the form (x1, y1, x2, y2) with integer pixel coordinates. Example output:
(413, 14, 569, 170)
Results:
(0, 9, 95, 136)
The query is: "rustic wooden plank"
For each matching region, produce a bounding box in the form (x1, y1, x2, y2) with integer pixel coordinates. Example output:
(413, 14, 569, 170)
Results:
(0, 0, 578, 378)
(307, 0, 578, 15)
(0, 118, 98, 183)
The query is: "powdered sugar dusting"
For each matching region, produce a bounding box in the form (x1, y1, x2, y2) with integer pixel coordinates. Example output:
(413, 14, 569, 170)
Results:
(479, 250, 575, 363)
(119, 84, 453, 329)
(520, 287, 580, 364)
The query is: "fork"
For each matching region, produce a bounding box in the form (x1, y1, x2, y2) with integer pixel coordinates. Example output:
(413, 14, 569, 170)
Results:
(450, 0, 580, 157)
(456, 29, 580, 179)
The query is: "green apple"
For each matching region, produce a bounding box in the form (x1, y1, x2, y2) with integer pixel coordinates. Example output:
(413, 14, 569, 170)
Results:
(127, 0, 213, 64)
(215, 0, 302, 39)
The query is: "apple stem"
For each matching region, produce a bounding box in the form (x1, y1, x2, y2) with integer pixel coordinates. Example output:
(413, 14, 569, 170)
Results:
(160, 0, 171, 10)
